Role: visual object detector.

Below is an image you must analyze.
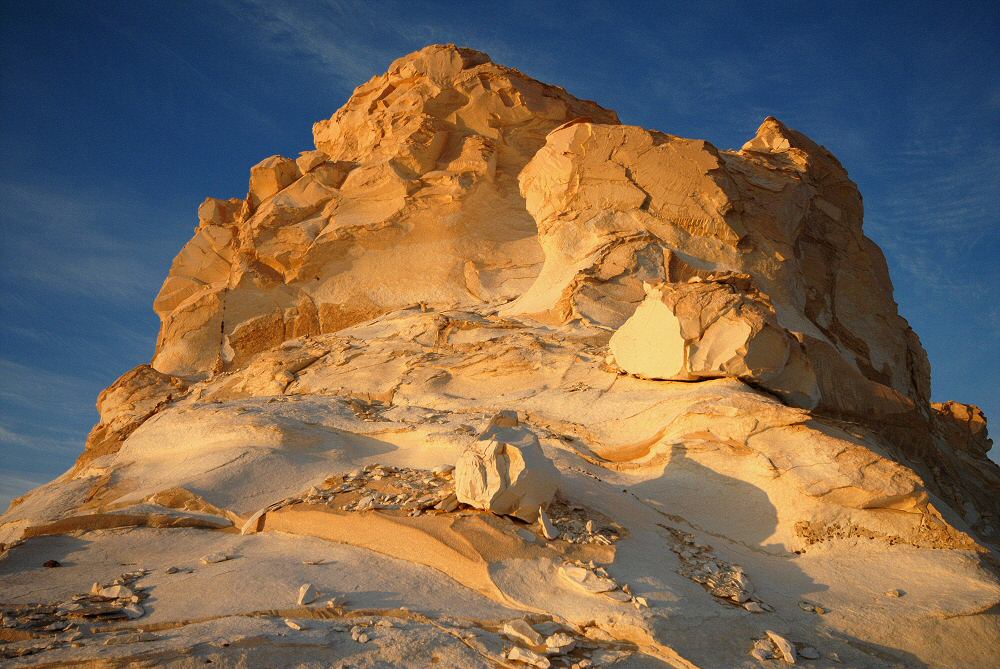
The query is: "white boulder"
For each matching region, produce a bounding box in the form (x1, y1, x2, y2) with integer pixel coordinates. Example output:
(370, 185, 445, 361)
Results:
(454, 411, 559, 522)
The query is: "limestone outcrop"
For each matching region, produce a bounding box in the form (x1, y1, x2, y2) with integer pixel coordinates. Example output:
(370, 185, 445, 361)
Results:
(508, 120, 930, 426)
(455, 411, 559, 521)
(80, 364, 188, 466)
(609, 276, 818, 408)
(151, 45, 617, 377)
(2, 44, 997, 669)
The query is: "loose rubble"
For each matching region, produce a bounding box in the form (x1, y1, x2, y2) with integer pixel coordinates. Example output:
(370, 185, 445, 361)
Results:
(256, 463, 463, 519)
(664, 525, 767, 609)
(0, 570, 149, 660)
(508, 645, 551, 668)
(558, 560, 648, 608)
(543, 497, 622, 545)
(503, 618, 545, 646)
(751, 630, 819, 664)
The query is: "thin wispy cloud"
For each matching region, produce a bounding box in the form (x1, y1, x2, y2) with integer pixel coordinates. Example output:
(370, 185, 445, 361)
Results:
(217, 0, 404, 86)
(0, 358, 98, 423)
(0, 471, 49, 510)
(0, 182, 177, 304)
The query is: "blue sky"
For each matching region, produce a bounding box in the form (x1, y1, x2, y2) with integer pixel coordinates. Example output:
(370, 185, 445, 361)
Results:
(1, 1, 998, 505)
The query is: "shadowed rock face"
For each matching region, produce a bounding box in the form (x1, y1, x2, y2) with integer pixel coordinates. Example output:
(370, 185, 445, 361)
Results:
(3, 44, 998, 669)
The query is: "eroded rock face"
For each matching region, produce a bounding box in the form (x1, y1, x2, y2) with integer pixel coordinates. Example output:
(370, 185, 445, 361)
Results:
(455, 411, 559, 521)
(933, 401, 993, 459)
(151, 44, 617, 377)
(509, 119, 930, 425)
(81, 365, 187, 466)
(610, 276, 820, 409)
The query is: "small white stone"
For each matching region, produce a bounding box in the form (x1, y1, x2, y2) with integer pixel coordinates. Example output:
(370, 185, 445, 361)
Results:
(507, 646, 550, 668)
(164, 566, 180, 575)
(538, 508, 560, 540)
(297, 583, 317, 605)
(199, 552, 232, 565)
(765, 630, 796, 664)
(502, 619, 544, 646)
(799, 646, 820, 660)
(284, 618, 304, 631)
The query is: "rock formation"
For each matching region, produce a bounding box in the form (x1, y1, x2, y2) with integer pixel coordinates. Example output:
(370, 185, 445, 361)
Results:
(455, 410, 560, 521)
(1, 44, 998, 668)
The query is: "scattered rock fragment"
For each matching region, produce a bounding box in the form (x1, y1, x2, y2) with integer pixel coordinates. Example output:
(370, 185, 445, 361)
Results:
(885, 589, 904, 598)
(284, 618, 304, 631)
(502, 618, 544, 646)
(199, 552, 232, 565)
(538, 508, 560, 540)
(543, 497, 621, 545)
(43, 560, 61, 568)
(98, 585, 134, 599)
(164, 566, 180, 574)
(664, 525, 763, 608)
(434, 493, 459, 512)
(297, 583, 317, 605)
(766, 630, 797, 664)
(122, 603, 145, 619)
(507, 645, 551, 668)
(751, 638, 775, 661)
(544, 631, 576, 654)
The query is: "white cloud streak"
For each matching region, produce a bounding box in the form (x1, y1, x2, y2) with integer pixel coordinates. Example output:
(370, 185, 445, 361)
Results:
(0, 181, 178, 304)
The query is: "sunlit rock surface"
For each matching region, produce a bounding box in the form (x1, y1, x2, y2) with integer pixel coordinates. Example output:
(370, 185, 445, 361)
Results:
(2, 44, 998, 668)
